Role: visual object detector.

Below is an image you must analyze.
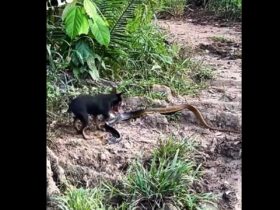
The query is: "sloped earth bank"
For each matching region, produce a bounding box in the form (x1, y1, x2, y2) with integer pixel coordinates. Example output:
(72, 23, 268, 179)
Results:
(47, 18, 241, 210)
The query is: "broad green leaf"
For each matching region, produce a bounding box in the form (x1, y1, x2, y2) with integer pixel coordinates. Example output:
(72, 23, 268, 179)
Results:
(73, 50, 84, 65)
(62, 3, 76, 21)
(89, 18, 110, 46)
(87, 56, 100, 80)
(75, 40, 93, 60)
(64, 6, 89, 39)
(78, 10, 89, 35)
(71, 40, 93, 65)
(83, 0, 97, 19)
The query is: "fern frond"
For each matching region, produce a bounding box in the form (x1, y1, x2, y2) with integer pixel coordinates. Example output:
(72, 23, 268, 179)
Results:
(95, 0, 144, 49)
(110, 0, 140, 33)
(95, 0, 126, 27)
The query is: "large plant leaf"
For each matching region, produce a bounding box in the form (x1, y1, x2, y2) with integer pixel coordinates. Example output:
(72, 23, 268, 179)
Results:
(83, 0, 98, 19)
(62, 3, 76, 21)
(89, 18, 110, 46)
(75, 40, 93, 59)
(72, 50, 84, 65)
(87, 56, 100, 80)
(64, 6, 89, 39)
(71, 40, 93, 65)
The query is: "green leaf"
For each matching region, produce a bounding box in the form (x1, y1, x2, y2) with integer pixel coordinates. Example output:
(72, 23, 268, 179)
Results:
(71, 40, 93, 66)
(83, 0, 97, 19)
(75, 40, 94, 64)
(78, 11, 90, 35)
(62, 3, 76, 21)
(87, 56, 100, 80)
(73, 50, 84, 65)
(64, 6, 89, 39)
(75, 40, 93, 60)
(89, 17, 110, 46)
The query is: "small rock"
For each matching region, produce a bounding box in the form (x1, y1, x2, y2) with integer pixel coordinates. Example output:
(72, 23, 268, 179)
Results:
(151, 84, 173, 102)
(151, 99, 168, 107)
(143, 113, 168, 129)
(124, 97, 148, 110)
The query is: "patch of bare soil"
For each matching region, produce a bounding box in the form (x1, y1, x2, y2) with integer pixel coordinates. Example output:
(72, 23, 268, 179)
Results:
(47, 15, 241, 210)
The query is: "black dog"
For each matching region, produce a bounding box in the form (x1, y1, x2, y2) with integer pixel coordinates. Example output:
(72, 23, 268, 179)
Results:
(67, 92, 123, 138)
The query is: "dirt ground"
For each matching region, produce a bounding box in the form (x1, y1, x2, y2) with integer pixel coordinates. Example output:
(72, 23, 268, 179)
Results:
(156, 17, 241, 210)
(47, 14, 241, 210)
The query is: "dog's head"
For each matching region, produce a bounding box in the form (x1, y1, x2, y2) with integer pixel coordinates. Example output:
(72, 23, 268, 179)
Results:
(111, 92, 123, 114)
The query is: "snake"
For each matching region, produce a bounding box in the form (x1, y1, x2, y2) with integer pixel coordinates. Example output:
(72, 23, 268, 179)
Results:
(102, 103, 240, 143)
